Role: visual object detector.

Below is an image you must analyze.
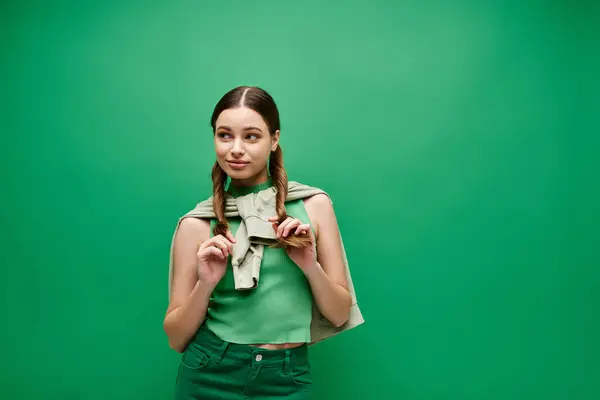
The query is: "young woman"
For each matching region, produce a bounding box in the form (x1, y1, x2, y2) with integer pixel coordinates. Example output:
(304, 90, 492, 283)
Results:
(164, 86, 363, 399)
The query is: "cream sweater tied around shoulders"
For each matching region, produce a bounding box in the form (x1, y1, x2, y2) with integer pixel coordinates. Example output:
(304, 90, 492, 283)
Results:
(167, 181, 364, 345)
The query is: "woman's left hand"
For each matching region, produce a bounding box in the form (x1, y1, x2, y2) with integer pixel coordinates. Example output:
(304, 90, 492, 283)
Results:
(268, 216, 316, 273)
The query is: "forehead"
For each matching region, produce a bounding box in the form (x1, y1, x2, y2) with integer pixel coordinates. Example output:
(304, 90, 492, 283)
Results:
(215, 107, 268, 130)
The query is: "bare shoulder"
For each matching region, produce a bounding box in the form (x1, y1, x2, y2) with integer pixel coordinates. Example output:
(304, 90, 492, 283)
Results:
(303, 192, 348, 288)
(303, 193, 335, 236)
(303, 192, 332, 209)
(177, 216, 211, 238)
(168, 217, 211, 312)
(172, 217, 210, 269)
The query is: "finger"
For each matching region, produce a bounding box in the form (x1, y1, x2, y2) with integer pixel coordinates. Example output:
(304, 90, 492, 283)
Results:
(217, 234, 234, 254)
(209, 236, 230, 257)
(269, 216, 282, 235)
(204, 246, 225, 260)
(294, 223, 311, 235)
(282, 219, 302, 237)
(197, 244, 224, 260)
(274, 218, 287, 237)
(217, 236, 234, 256)
(277, 217, 295, 237)
(215, 234, 235, 254)
(225, 230, 236, 244)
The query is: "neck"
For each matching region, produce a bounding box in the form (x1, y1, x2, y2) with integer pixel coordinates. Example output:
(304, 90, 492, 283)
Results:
(229, 167, 270, 188)
(227, 173, 274, 198)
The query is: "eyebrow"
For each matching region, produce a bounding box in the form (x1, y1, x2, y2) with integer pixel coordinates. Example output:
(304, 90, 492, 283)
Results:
(216, 125, 263, 133)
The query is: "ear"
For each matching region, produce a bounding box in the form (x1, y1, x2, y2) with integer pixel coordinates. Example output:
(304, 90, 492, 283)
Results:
(271, 130, 280, 152)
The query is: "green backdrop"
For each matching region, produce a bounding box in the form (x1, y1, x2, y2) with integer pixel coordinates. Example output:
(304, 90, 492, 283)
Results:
(1, 1, 598, 399)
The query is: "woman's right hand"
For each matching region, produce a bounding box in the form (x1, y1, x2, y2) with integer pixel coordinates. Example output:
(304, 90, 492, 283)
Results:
(196, 232, 236, 288)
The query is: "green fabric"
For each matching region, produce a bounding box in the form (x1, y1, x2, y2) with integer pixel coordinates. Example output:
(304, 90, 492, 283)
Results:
(226, 178, 275, 197)
(205, 179, 314, 344)
(174, 321, 313, 399)
(167, 178, 365, 344)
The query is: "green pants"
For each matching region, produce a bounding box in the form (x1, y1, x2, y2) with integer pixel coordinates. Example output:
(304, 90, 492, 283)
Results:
(173, 324, 313, 399)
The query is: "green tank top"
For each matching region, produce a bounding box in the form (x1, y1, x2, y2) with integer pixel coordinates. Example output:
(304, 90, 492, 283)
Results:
(204, 178, 314, 344)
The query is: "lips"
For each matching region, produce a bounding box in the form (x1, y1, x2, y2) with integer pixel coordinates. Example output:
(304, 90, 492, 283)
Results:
(227, 160, 249, 169)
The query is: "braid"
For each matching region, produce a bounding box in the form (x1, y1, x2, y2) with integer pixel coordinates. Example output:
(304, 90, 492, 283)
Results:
(269, 147, 312, 248)
(211, 161, 229, 236)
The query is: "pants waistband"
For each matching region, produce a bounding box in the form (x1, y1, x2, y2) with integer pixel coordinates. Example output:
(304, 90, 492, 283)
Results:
(191, 323, 309, 368)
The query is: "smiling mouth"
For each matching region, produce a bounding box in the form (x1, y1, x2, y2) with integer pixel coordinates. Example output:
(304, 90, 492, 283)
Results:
(227, 160, 249, 169)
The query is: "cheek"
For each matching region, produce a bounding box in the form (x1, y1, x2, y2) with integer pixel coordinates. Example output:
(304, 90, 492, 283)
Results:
(247, 142, 272, 161)
(214, 142, 229, 158)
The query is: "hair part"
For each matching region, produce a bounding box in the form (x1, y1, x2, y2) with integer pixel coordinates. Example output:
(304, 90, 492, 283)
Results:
(210, 86, 311, 248)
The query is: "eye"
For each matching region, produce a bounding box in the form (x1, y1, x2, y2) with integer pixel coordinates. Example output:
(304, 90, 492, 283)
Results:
(246, 133, 260, 141)
(217, 132, 232, 140)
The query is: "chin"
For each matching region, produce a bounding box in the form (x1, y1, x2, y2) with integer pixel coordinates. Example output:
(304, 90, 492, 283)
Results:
(223, 167, 254, 180)
(226, 171, 246, 179)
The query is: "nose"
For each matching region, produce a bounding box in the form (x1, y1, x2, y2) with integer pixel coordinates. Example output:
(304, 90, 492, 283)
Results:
(231, 138, 245, 157)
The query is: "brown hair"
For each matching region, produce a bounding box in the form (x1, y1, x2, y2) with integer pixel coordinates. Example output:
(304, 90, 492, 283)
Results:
(210, 86, 311, 249)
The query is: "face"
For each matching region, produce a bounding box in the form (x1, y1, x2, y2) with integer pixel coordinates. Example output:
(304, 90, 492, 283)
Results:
(214, 107, 279, 186)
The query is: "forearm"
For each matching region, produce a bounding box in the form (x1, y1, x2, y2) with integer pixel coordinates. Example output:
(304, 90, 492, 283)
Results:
(304, 262, 352, 327)
(163, 281, 213, 352)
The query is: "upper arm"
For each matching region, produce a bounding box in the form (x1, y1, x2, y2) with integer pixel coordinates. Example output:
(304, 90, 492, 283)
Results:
(304, 193, 349, 291)
(167, 217, 210, 314)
